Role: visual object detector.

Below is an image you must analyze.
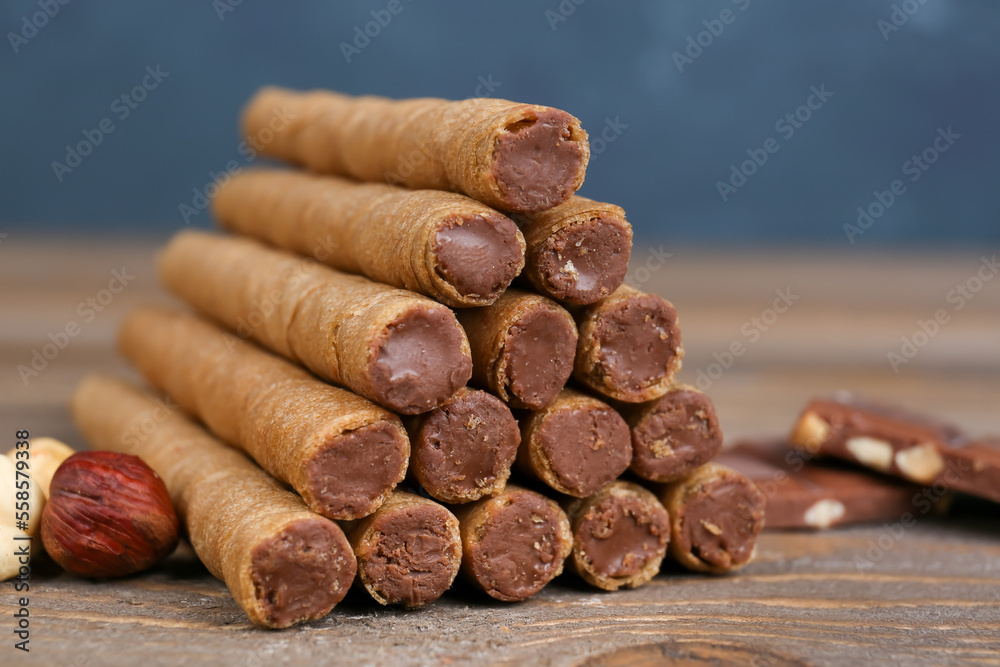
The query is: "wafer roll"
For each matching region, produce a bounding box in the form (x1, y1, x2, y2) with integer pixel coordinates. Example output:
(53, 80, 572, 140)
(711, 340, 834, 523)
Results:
(574, 285, 684, 403)
(453, 485, 572, 601)
(159, 231, 472, 414)
(212, 169, 526, 307)
(659, 463, 765, 574)
(563, 481, 670, 591)
(618, 385, 724, 483)
(405, 387, 521, 504)
(242, 87, 590, 214)
(118, 307, 409, 521)
(342, 491, 461, 609)
(517, 389, 632, 498)
(456, 290, 578, 410)
(513, 196, 632, 305)
(71, 376, 357, 629)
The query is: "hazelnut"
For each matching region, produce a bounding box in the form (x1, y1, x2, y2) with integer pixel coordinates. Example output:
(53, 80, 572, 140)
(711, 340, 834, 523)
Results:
(41, 451, 180, 578)
(894, 442, 945, 484)
(790, 411, 830, 454)
(845, 436, 894, 472)
(6, 437, 75, 499)
(803, 498, 846, 529)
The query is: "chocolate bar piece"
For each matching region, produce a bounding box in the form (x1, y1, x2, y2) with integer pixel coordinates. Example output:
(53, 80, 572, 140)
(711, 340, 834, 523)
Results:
(791, 392, 1000, 502)
(717, 439, 940, 530)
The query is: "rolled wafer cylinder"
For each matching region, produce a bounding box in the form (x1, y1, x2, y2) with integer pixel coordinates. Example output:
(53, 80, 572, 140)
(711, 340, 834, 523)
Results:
(405, 387, 521, 504)
(512, 196, 633, 305)
(563, 481, 670, 591)
(158, 231, 473, 414)
(212, 169, 526, 308)
(455, 290, 578, 410)
(517, 389, 632, 498)
(118, 307, 409, 521)
(574, 285, 684, 403)
(659, 463, 765, 574)
(242, 86, 590, 214)
(341, 491, 461, 609)
(70, 376, 357, 629)
(617, 384, 724, 483)
(452, 485, 573, 602)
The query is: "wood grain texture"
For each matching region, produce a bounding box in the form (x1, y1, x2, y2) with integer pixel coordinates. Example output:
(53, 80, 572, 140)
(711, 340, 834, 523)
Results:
(2, 239, 999, 666)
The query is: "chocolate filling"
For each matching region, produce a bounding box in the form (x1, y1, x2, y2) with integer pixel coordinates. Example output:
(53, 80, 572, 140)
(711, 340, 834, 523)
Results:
(467, 491, 566, 601)
(577, 494, 669, 579)
(359, 504, 458, 608)
(433, 214, 523, 300)
(533, 215, 631, 305)
(250, 518, 356, 627)
(630, 389, 723, 482)
(304, 421, 407, 519)
(594, 294, 680, 397)
(536, 405, 631, 497)
(677, 477, 764, 570)
(503, 307, 577, 409)
(412, 390, 520, 499)
(370, 305, 472, 414)
(492, 108, 587, 214)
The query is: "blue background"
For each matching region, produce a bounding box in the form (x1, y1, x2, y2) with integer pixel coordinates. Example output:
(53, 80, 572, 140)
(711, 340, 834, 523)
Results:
(2, 0, 997, 246)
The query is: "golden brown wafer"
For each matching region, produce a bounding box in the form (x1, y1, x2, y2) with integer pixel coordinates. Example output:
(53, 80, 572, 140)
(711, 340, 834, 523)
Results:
(563, 481, 670, 591)
(404, 387, 521, 504)
(158, 231, 472, 414)
(212, 169, 526, 307)
(659, 463, 765, 574)
(455, 289, 578, 409)
(452, 485, 572, 602)
(118, 307, 409, 521)
(71, 376, 357, 629)
(342, 491, 461, 609)
(517, 389, 632, 498)
(513, 196, 632, 305)
(241, 86, 590, 214)
(574, 285, 684, 403)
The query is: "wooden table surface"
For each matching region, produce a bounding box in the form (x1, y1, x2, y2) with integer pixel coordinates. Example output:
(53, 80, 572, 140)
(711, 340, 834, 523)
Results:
(3, 239, 999, 666)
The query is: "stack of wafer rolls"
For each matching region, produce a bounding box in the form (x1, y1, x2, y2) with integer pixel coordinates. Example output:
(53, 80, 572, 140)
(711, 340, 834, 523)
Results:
(71, 86, 762, 627)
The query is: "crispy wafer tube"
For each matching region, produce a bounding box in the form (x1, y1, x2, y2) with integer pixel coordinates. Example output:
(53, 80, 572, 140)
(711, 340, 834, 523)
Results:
(341, 491, 461, 609)
(617, 385, 724, 483)
(455, 290, 578, 409)
(517, 389, 632, 498)
(563, 481, 671, 591)
(242, 87, 590, 214)
(404, 387, 521, 504)
(159, 231, 472, 414)
(118, 307, 409, 521)
(70, 376, 357, 629)
(574, 285, 684, 403)
(212, 169, 526, 307)
(452, 485, 572, 601)
(659, 463, 765, 574)
(513, 196, 633, 305)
